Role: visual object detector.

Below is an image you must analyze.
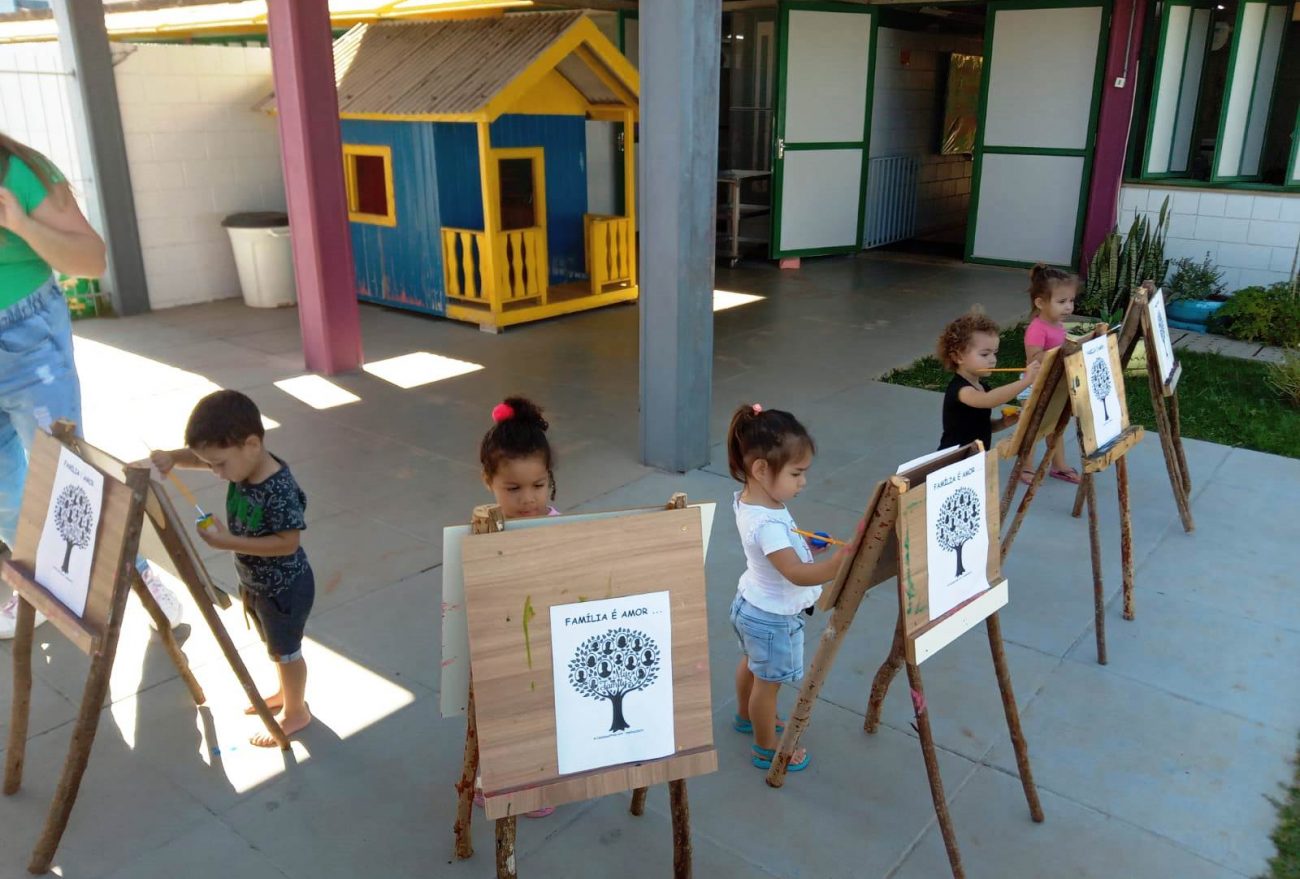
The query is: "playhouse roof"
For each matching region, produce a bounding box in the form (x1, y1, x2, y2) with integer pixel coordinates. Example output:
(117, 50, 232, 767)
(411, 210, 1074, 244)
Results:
(259, 11, 637, 123)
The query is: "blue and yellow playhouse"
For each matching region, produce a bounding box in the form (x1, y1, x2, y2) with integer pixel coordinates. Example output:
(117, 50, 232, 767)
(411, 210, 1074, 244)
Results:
(317, 11, 639, 332)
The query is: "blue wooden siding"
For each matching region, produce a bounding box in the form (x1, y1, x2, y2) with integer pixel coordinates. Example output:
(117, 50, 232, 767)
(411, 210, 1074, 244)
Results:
(341, 119, 446, 316)
(432, 117, 590, 285)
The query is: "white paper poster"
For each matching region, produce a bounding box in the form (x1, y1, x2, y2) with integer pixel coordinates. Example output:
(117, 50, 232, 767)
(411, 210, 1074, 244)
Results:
(550, 591, 674, 775)
(924, 454, 990, 621)
(1081, 335, 1122, 448)
(34, 446, 105, 617)
(1147, 289, 1177, 385)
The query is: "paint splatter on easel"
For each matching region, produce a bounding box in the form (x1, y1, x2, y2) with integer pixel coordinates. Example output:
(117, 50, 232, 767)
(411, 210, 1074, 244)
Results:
(522, 595, 536, 669)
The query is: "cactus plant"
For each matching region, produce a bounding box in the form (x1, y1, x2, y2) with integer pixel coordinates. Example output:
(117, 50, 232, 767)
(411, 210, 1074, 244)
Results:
(1079, 197, 1170, 322)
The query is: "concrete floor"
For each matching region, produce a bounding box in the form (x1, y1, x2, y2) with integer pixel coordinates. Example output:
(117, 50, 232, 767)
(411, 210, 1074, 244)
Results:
(0, 253, 1294, 878)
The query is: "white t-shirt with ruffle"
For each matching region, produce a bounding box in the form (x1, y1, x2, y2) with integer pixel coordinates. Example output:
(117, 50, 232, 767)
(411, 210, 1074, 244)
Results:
(733, 491, 820, 615)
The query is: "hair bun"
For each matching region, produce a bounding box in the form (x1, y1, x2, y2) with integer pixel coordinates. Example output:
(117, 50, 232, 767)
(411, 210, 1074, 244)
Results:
(500, 396, 548, 431)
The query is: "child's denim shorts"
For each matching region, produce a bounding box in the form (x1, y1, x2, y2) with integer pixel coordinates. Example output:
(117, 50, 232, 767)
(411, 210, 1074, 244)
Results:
(241, 567, 315, 664)
(729, 593, 806, 684)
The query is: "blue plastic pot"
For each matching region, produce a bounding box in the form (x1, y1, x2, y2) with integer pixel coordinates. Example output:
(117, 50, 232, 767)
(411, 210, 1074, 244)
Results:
(1165, 298, 1224, 327)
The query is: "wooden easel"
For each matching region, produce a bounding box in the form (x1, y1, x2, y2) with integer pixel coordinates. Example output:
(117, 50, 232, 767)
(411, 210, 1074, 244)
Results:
(765, 445, 1042, 879)
(453, 493, 711, 879)
(1069, 285, 1193, 532)
(3, 424, 286, 875)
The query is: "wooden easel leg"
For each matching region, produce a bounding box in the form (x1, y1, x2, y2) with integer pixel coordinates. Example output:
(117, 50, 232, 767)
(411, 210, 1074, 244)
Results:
(630, 786, 648, 816)
(187, 581, 287, 749)
(495, 816, 517, 879)
(4, 595, 35, 795)
(1084, 472, 1106, 665)
(131, 570, 205, 706)
(1116, 457, 1135, 622)
(29, 644, 118, 873)
(1000, 429, 1060, 560)
(906, 662, 964, 879)
(669, 779, 692, 879)
(454, 686, 478, 860)
(985, 612, 1043, 822)
(1157, 398, 1195, 533)
(865, 620, 906, 735)
(999, 448, 1032, 522)
(1168, 393, 1191, 495)
(1071, 478, 1086, 519)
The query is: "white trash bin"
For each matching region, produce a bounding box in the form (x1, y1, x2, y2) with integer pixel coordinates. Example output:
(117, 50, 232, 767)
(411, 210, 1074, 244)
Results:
(222, 211, 296, 308)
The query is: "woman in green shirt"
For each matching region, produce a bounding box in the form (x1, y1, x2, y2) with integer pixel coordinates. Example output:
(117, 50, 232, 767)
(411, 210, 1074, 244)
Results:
(0, 133, 104, 639)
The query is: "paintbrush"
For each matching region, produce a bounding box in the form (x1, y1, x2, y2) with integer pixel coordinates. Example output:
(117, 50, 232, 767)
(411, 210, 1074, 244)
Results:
(142, 437, 215, 530)
(792, 528, 847, 547)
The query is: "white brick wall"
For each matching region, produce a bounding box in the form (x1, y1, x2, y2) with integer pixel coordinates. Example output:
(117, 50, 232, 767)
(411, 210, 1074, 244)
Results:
(870, 28, 982, 240)
(1119, 185, 1300, 292)
(115, 43, 285, 309)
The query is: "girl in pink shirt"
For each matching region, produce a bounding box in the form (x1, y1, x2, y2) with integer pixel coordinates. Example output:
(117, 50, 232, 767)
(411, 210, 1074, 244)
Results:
(1021, 264, 1081, 485)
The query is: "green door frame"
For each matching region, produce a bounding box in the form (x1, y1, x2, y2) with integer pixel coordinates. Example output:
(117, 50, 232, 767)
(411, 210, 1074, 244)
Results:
(769, 0, 877, 259)
(964, 0, 1112, 270)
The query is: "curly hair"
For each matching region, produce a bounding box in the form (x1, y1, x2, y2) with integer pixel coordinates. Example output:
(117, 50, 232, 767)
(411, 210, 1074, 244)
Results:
(936, 313, 1001, 371)
(726, 404, 816, 484)
(1028, 262, 1079, 314)
(479, 396, 555, 500)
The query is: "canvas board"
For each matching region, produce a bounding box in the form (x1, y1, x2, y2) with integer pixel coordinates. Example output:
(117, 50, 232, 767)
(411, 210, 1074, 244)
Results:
(1146, 288, 1177, 387)
(1069, 333, 1129, 455)
(440, 503, 714, 718)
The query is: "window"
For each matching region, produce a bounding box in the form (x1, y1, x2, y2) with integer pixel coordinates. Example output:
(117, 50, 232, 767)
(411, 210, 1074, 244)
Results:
(343, 144, 396, 226)
(1138, 0, 1300, 188)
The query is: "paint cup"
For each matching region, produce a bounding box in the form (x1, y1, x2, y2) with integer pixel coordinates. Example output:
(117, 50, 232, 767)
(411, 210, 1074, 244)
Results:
(1002, 406, 1020, 418)
(196, 513, 215, 531)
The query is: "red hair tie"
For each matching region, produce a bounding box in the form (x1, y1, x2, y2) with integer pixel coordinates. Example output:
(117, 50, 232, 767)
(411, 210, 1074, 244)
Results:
(751, 403, 763, 414)
(491, 402, 515, 423)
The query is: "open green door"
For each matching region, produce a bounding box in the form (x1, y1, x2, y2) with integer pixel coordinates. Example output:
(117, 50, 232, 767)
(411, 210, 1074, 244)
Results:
(770, 1, 876, 259)
(966, 0, 1109, 268)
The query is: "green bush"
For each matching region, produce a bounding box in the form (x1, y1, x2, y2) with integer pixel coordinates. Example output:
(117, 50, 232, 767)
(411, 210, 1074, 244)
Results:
(1209, 282, 1300, 348)
(1167, 253, 1225, 301)
(1268, 350, 1300, 408)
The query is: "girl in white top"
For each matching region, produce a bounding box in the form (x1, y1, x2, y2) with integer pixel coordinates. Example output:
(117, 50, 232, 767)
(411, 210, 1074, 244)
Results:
(727, 403, 855, 772)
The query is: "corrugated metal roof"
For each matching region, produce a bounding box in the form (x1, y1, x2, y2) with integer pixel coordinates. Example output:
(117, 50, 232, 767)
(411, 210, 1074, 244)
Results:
(260, 11, 632, 118)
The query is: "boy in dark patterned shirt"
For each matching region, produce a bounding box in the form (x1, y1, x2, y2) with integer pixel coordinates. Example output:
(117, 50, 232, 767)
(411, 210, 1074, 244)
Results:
(152, 390, 314, 747)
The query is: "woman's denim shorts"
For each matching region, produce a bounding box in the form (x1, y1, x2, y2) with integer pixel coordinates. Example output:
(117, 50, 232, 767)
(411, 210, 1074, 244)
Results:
(729, 593, 806, 684)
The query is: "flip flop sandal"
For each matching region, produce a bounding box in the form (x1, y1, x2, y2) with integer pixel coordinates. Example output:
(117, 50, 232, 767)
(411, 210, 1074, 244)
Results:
(1050, 468, 1082, 484)
(751, 744, 811, 772)
(733, 714, 785, 735)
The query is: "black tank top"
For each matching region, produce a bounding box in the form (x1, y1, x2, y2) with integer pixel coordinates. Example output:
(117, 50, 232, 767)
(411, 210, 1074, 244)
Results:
(939, 374, 991, 451)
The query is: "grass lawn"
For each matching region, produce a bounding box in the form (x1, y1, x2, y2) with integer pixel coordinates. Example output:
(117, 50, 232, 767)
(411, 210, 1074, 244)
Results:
(882, 325, 1300, 460)
(1269, 745, 1300, 879)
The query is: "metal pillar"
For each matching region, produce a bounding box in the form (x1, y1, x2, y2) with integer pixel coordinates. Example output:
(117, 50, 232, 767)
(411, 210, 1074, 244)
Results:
(51, 0, 149, 316)
(638, 0, 721, 472)
(266, 0, 363, 375)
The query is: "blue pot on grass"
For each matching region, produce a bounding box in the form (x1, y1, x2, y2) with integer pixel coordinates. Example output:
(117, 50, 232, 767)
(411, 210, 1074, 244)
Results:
(1165, 298, 1224, 333)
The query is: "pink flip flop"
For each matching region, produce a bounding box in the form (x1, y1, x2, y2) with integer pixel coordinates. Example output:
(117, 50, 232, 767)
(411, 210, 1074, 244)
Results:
(1050, 467, 1081, 484)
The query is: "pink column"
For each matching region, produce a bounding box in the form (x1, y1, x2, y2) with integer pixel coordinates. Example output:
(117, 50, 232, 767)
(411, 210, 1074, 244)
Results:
(1081, 0, 1149, 270)
(266, 0, 362, 374)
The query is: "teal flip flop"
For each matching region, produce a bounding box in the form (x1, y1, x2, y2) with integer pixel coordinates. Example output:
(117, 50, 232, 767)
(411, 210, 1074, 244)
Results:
(750, 744, 810, 772)
(732, 714, 785, 735)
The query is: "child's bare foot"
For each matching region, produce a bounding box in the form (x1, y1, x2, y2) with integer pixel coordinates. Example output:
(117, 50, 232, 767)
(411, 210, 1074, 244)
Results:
(250, 707, 312, 748)
(245, 693, 285, 715)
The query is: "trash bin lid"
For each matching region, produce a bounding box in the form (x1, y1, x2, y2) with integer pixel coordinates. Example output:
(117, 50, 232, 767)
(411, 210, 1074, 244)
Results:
(221, 211, 289, 229)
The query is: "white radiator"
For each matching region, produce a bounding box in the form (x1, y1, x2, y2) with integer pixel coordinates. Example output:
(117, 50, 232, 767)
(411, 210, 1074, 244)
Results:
(862, 155, 919, 249)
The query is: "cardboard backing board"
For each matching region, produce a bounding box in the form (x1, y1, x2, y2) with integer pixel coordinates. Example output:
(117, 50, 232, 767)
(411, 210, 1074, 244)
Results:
(1002, 346, 1070, 454)
(7, 432, 136, 655)
(894, 445, 1002, 642)
(1066, 334, 1130, 457)
(815, 482, 895, 611)
(461, 506, 715, 820)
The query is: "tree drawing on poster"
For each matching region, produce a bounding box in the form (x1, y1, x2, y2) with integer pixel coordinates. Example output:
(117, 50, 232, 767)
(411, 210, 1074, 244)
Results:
(1090, 357, 1114, 421)
(53, 485, 95, 573)
(35, 446, 105, 618)
(1080, 334, 1123, 449)
(923, 454, 991, 621)
(569, 628, 662, 733)
(550, 591, 675, 775)
(1148, 289, 1177, 384)
(935, 487, 980, 578)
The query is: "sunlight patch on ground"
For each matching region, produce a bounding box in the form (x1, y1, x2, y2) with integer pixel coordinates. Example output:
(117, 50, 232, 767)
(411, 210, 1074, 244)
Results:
(362, 351, 484, 389)
(73, 337, 279, 462)
(713, 289, 765, 312)
(273, 375, 361, 410)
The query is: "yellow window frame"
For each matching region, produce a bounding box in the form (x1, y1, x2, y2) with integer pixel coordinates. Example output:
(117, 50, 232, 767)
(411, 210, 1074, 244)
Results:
(342, 143, 397, 227)
(490, 146, 547, 234)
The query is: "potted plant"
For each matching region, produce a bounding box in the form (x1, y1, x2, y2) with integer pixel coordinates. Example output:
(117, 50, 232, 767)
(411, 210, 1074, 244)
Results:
(1165, 253, 1226, 331)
